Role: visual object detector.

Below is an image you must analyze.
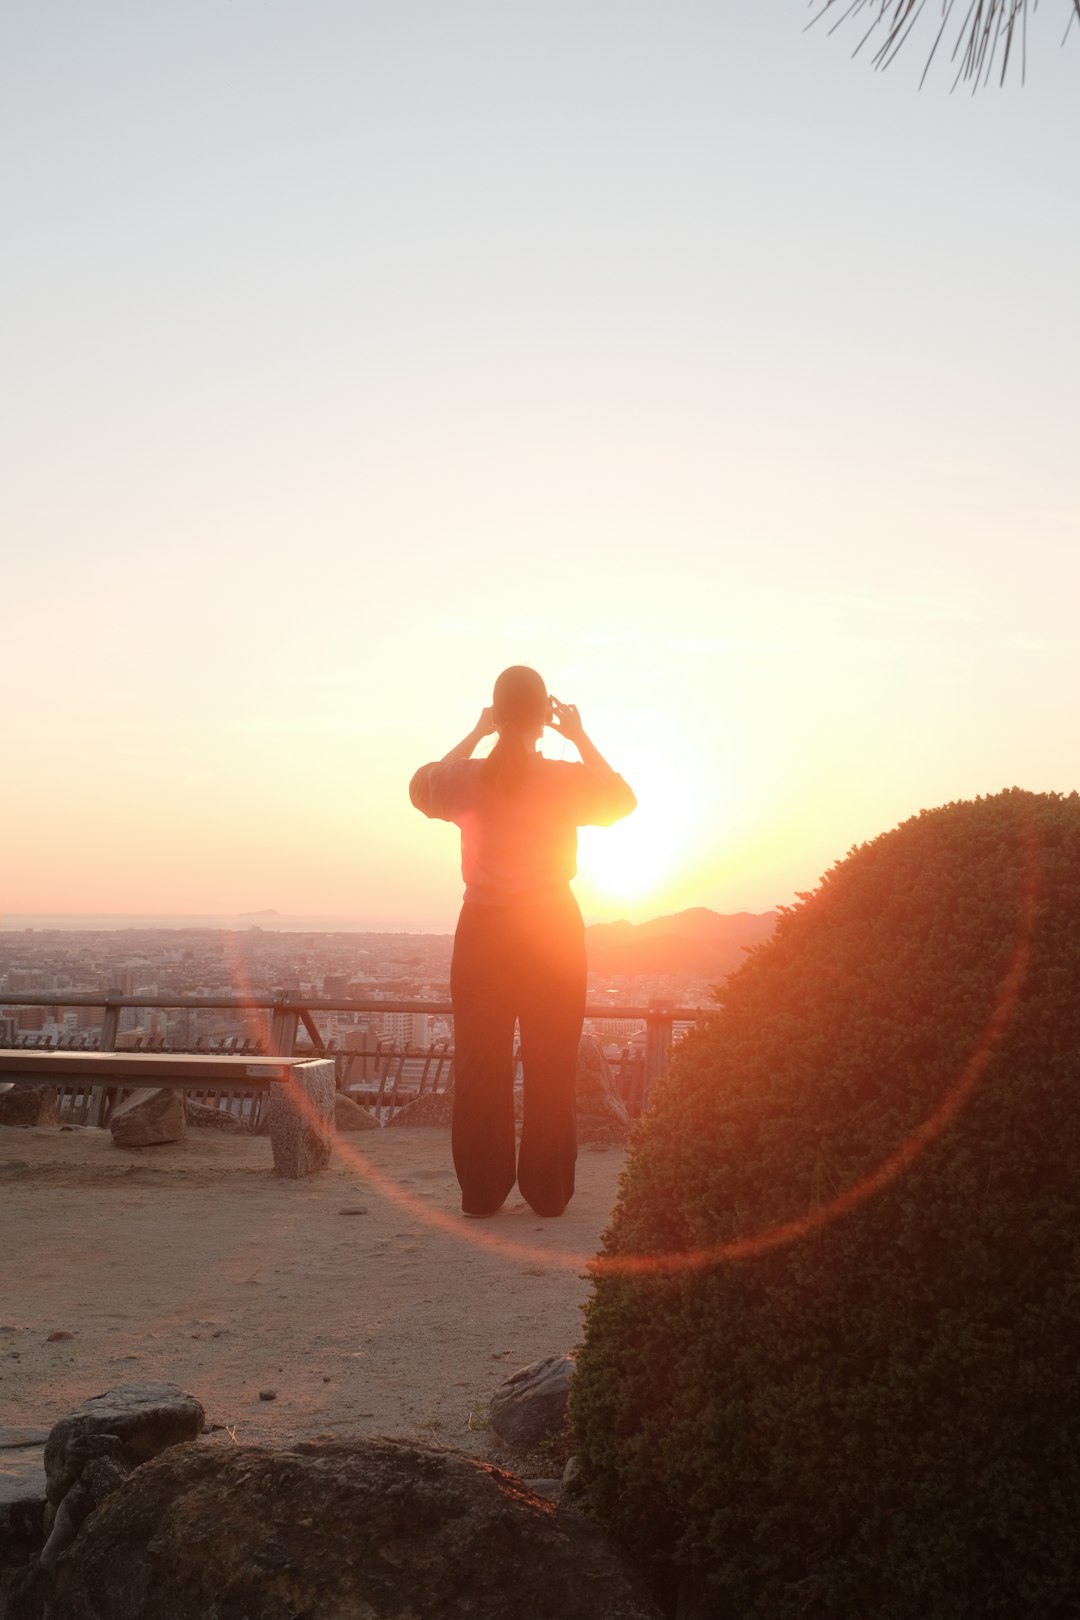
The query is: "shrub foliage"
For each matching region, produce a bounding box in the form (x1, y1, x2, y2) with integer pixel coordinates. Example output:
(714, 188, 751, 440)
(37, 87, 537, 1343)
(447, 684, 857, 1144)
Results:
(572, 789, 1080, 1618)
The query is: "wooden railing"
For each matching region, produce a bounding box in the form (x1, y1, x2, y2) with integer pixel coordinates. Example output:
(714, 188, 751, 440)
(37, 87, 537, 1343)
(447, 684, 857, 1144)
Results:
(0, 992, 703, 1117)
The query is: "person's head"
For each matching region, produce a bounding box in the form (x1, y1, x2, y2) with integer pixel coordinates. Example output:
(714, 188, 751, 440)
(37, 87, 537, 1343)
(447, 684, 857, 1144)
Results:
(485, 666, 548, 794)
(492, 665, 548, 745)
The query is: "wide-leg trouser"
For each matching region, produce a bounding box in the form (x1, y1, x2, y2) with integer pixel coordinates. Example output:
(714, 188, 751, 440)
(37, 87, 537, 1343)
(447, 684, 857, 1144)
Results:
(450, 894, 586, 1217)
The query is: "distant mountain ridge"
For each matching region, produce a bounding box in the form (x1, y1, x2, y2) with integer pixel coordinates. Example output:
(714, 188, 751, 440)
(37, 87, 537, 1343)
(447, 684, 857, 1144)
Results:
(585, 907, 776, 982)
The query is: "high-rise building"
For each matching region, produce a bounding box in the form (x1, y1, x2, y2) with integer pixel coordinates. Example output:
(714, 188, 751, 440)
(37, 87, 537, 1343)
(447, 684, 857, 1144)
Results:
(382, 1011, 431, 1046)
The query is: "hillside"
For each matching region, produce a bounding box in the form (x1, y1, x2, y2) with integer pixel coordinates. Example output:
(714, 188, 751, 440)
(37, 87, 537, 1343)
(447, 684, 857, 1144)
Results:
(584, 907, 776, 982)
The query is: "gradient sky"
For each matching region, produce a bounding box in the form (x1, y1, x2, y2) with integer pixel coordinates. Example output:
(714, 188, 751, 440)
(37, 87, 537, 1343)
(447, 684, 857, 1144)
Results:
(4, 2, 1078, 930)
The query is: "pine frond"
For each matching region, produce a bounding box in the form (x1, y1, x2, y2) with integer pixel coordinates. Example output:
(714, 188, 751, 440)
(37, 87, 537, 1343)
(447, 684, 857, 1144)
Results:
(810, 0, 1080, 86)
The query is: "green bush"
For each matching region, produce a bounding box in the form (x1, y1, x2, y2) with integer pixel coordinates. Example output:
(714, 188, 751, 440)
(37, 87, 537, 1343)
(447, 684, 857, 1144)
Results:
(572, 789, 1080, 1619)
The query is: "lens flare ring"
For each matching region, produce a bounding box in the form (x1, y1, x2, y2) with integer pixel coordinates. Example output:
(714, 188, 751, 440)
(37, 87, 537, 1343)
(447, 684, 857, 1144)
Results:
(232, 814, 1039, 1281)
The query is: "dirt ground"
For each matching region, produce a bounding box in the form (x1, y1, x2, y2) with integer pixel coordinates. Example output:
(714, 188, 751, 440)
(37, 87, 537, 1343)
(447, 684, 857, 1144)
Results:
(0, 1122, 626, 1467)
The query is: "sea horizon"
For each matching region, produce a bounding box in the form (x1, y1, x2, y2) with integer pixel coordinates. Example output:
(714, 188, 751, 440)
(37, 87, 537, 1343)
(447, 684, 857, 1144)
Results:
(0, 912, 449, 936)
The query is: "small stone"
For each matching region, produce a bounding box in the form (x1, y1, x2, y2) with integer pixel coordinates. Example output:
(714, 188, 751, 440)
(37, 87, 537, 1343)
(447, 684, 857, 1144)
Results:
(258, 1389, 277, 1402)
(322, 1376, 331, 1383)
(338, 1206, 369, 1216)
(490, 1355, 576, 1451)
(47, 1331, 75, 1342)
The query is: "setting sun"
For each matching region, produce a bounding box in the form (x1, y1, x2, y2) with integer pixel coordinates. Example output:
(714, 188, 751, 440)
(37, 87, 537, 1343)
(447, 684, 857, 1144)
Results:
(576, 756, 694, 909)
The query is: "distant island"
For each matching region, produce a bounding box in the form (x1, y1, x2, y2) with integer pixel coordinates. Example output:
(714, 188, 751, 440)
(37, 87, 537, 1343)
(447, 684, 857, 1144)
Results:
(585, 907, 776, 981)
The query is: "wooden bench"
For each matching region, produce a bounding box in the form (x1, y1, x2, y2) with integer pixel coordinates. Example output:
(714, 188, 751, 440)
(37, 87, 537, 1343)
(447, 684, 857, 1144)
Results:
(0, 1049, 336, 1178)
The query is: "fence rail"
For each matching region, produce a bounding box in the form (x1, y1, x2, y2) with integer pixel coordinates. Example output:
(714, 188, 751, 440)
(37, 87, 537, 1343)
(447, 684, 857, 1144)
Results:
(0, 992, 703, 1118)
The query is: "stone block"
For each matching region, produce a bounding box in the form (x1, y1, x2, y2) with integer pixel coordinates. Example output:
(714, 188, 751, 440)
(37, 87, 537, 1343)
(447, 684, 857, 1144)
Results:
(109, 1088, 185, 1149)
(268, 1060, 335, 1178)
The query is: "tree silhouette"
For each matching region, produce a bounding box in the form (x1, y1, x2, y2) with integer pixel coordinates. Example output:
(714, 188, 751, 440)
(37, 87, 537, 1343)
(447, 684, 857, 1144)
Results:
(813, 0, 1080, 87)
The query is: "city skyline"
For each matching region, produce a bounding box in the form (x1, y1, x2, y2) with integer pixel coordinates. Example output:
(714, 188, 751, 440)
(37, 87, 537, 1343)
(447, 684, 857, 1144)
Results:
(4, 4, 1078, 932)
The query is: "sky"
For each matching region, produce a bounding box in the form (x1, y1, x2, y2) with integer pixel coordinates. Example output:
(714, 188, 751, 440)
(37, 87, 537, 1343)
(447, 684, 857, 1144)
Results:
(3, 2, 1078, 932)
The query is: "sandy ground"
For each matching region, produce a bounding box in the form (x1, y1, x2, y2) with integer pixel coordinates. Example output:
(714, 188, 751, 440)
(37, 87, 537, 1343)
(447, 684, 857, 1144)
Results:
(0, 1123, 625, 1467)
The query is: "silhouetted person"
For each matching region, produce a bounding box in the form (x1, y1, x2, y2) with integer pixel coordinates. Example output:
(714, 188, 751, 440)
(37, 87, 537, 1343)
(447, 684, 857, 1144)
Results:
(410, 666, 636, 1217)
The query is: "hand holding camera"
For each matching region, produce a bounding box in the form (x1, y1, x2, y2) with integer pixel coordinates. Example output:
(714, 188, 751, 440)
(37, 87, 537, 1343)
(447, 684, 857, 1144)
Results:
(547, 697, 585, 746)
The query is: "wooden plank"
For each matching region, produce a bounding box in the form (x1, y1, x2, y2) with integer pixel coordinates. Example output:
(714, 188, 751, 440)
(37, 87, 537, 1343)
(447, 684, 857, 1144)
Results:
(0, 1050, 318, 1085)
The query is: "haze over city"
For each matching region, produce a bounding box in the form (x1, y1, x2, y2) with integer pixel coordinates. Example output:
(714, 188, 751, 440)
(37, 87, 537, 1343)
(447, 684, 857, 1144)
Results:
(4, 4, 1077, 932)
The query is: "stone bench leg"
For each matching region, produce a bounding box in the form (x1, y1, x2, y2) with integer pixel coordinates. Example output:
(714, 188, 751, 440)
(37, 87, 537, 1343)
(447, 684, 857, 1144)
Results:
(267, 1060, 336, 1178)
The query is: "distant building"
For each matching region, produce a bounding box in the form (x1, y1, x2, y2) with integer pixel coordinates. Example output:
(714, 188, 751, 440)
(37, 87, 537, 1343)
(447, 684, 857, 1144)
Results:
(382, 1011, 431, 1046)
(7, 970, 43, 992)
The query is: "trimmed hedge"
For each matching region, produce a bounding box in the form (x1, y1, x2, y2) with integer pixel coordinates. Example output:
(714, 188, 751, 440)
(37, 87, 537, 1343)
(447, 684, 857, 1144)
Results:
(572, 789, 1080, 1619)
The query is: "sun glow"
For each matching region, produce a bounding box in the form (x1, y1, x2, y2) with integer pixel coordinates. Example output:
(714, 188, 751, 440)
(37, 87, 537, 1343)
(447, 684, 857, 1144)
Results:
(575, 757, 694, 909)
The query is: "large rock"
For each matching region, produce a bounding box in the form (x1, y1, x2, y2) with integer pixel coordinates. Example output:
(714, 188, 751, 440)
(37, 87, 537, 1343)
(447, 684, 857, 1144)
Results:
(334, 1093, 379, 1132)
(386, 1088, 454, 1127)
(0, 1429, 49, 1577)
(43, 1384, 204, 1508)
(489, 1355, 575, 1452)
(267, 1059, 335, 1177)
(575, 1035, 631, 1145)
(183, 1098, 247, 1133)
(0, 1087, 59, 1128)
(109, 1088, 185, 1149)
(41, 1437, 661, 1620)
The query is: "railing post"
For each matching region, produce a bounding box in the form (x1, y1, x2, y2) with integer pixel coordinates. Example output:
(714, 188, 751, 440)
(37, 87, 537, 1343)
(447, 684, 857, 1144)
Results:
(88, 997, 122, 1126)
(643, 1005, 674, 1111)
(298, 1008, 326, 1055)
(100, 1000, 120, 1052)
(269, 997, 300, 1057)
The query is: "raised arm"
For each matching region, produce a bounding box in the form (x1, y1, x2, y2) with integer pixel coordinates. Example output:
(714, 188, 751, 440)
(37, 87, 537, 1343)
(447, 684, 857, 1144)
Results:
(548, 699, 636, 823)
(410, 707, 498, 819)
(439, 707, 497, 763)
(548, 700, 619, 778)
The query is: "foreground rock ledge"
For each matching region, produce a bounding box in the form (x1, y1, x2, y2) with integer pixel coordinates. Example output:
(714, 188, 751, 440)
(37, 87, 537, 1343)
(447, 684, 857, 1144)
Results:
(40, 1437, 661, 1620)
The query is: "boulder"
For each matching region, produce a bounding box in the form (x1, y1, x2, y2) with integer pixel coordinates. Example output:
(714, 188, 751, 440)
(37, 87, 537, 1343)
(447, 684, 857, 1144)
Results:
(386, 1088, 453, 1127)
(267, 1060, 335, 1177)
(489, 1355, 575, 1452)
(575, 1035, 631, 1145)
(0, 1429, 49, 1576)
(0, 1087, 59, 1128)
(334, 1093, 379, 1132)
(109, 1088, 185, 1149)
(43, 1384, 205, 1508)
(183, 1098, 247, 1133)
(41, 1437, 662, 1620)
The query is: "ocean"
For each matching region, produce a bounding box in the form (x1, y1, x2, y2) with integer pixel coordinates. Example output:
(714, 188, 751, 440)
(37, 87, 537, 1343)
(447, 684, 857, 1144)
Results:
(0, 913, 434, 935)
